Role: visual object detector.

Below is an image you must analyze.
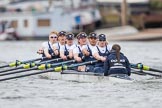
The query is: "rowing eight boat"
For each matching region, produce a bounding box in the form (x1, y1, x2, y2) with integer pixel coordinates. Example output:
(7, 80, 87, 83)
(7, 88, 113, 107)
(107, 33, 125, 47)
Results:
(39, 70, 134, 83)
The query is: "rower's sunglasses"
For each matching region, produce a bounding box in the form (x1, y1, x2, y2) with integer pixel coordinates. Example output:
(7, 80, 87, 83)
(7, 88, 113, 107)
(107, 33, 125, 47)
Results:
(50, 36, 57, 38)
(99, 39, 106, 41)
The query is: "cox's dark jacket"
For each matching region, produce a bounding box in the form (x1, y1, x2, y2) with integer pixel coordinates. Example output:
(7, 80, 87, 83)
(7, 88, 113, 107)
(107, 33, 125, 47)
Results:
(104, 51, 131, 76)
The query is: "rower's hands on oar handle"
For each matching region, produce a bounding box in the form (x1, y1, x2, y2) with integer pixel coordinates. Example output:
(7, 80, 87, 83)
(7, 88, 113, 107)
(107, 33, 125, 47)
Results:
(67, 55, 73, 60)
(60, 55, 72, 60)
(78, 65, 86, 72)
(62, 55, 68, 60)
(37, 48, 44, 54)
(74, 57, 82, 62)
(99, 56, 106, 62)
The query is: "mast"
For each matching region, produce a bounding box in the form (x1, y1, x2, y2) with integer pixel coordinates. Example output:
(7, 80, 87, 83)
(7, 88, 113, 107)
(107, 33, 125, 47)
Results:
(121, 0, 127, 26)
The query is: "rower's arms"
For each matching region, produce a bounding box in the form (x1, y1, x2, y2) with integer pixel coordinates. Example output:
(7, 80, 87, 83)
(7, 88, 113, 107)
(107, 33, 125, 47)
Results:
(60, 50, 67, 60)
(53, 45, 59, 56)
(37, 47, 44, 54)
(68, 49, 73, 59)
(73, 47, 82, 62)
(82, 48, 90, 56)
(73, 53, 82, 62)
(37, 42, 46, 54)
(44, 48, 52, 59)
(93, 52, 106, 62)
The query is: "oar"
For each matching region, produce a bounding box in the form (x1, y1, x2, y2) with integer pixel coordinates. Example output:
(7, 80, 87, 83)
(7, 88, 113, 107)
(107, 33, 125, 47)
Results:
(131, 68, 147, 75)
(0, 57, 47, 69)
(49, 60, 98, 72)
(0, 58, 62, 73)
(131, 63, 162, 74)
(132, 71, 162, 77)
(67, 60, 98, 69)
(0, 60, 97, 82)
(0, 68, 55, 82)
(0, 60, 75, 78)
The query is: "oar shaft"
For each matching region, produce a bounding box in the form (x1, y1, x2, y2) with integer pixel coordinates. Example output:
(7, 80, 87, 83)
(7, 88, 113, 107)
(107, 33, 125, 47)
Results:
(0, 67, 22, 73)
(0, 68, 37, 76)
(0, 69, 53, 82)
(0, 59, 70, 77)
(0, 58, 62, 74)
(0, 60, 97, 82)
(140, 71, 162, 77)
(51, 60, 75, 67)
(149, 68, 162, 73)
(22, 57, 46, 64)
(68, 60, 98, 68)
(38, 60, 75, 70)
(0, 57, 46, 69)
(37, 58, 63, 65)
(0, 65, 9, 69)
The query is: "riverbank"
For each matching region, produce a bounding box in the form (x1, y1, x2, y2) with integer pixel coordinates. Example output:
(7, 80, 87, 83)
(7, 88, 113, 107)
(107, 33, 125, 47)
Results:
(95, 26, 162, 41)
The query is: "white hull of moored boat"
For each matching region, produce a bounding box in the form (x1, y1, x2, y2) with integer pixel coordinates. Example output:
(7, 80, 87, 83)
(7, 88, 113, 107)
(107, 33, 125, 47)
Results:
(39, 70, 134, 83)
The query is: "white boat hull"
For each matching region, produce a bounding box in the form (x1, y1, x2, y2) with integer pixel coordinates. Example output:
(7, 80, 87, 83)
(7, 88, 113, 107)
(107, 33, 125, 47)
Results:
(39, 70, 134, 83)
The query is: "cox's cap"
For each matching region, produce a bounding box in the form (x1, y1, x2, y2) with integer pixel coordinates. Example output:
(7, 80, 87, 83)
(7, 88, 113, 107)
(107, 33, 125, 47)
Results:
(88, 32, 97, 38)
(77, 32, 87, 39)
(66, 33, 74, 40)
(58, 31, 66, 36)
(98, 34, 106, 41)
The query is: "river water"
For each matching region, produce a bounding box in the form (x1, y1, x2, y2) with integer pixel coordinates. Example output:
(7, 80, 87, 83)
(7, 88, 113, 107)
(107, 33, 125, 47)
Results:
(0, 40, 162, 108)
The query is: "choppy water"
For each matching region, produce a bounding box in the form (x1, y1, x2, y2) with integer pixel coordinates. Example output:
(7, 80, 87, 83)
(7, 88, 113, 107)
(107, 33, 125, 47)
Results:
(0, 40, 162, 108)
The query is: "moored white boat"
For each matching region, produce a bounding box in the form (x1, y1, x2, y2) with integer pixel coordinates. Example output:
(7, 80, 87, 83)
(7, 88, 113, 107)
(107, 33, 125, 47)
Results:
(39, 70, 134, 83)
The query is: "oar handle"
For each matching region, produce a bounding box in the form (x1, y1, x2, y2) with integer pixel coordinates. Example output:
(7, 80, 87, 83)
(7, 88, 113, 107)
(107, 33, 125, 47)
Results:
(37, 58, 63, 65)
(68, 60, 98, 69)
(22, 57, 46, 64)
(51, 60, 98, 72)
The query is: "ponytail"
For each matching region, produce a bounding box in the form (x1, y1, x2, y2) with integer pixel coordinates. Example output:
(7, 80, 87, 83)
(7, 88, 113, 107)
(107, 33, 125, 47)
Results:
(112, 44, 121, 63)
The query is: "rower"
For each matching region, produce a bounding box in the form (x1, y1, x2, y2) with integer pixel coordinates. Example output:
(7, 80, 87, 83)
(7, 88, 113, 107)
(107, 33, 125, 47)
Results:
(73, 32, 87, 71)
(37, 30, 58, 60)
(104, 44, 131, 76)
(60, 32, 76, 60)
(93, 34, 112, 73)
(53, 31, 66, 58)
(82, 32, 98, 72)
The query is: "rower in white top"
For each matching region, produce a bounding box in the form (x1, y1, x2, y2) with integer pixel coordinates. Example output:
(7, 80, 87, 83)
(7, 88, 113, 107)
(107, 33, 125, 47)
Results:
(73, 32, 87, 71)
(82, 32, 98, 72)
(93, 34, 112, 73)
(60, 32, 76, 60)
(37, 30, 58, 60)
(53, 31, 66, 58)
